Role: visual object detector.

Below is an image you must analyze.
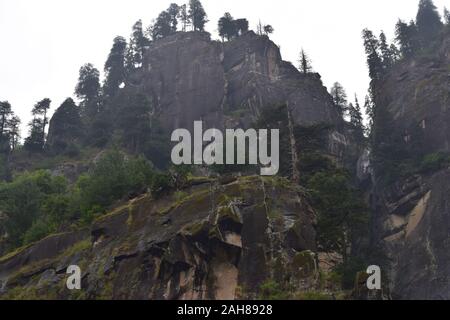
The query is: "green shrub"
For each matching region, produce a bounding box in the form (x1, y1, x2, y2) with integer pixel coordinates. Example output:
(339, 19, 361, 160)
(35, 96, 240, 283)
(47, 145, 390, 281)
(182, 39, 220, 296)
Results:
(258, 280, 290, 300)
(22, 219, 54, 245)
(75, 150, 154, 218)
(0, 170, 68, 248)
(420, 152, 450, 173)
(0, 149, 159, 252)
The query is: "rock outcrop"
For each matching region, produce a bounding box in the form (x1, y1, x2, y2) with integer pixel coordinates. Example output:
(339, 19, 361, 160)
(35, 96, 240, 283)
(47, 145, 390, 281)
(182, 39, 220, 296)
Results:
(374, 31, 450, 154)
(125, 31, 356, 169)
(370, 30, 450, 300)
(137, 31, 342, 133)
(373, 170, 449, 299)
(0, 176, 321, 300)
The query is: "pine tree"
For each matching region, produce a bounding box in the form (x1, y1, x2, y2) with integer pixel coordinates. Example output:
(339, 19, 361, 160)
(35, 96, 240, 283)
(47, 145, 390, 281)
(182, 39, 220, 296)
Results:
(298, 48, 313, 74)
(362, 29, 383, 80)
(0, 101, 15, 154)
(349, 95, 364, 133)
(0, 101, 12, 137)
(24, 98, 51, 152)
(125, 20, 148, 73)
(104, 36, 127, 98)
(235, 19, 249, 35)
(416, 0, 443, 43)
(178, 4, 191, 32)
(330, 82, 348, 116)
(32, 98, 51, 136)
(152, 11, 173, 40)
(75, 63, 101, 116)
(189, 0, 208, 31)
(389, 43, 401, 61)
(379, 31, 394, 68)
(395, 19, 419, 58)
(168, 3, 180, 32)
(364, 95, 374, 137)
(6, 115, 21, 151)
(218, 13, 236, 41)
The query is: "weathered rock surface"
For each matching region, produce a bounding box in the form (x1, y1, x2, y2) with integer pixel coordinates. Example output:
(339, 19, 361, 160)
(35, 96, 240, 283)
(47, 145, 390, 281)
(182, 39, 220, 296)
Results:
(370, 31, 450, 300)
(137, 31, 342, 133)
(375, 32, 450, 154)
(374, 170, 450, 300)
(0, 176, 321, 300)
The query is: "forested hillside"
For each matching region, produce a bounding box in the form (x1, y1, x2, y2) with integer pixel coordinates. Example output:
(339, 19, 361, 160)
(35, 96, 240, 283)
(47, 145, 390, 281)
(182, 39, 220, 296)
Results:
(0, 0, 448, 300)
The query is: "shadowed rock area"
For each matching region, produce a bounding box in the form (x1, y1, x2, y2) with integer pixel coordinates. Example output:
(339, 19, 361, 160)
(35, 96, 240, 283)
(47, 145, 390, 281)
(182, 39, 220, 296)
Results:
(125, 31, 342, 132)
(370, 30, 450, 300)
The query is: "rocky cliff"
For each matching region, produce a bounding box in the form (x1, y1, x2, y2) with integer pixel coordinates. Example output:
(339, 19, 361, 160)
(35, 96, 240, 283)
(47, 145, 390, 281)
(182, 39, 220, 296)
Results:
(136, 31, 342, 132)
(0, 176, 325, 300)
(123, 31, 354, 167)
(1, 31, 358, 300)
(370, 30, 450, 300)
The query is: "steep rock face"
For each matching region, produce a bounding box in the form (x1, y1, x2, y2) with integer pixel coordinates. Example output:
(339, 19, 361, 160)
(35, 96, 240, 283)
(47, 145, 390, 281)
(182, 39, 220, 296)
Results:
(136, 32, 346, 152)
(372, 32, 450, 299)
(0, 176, 320, 300)
(138, 31, 342, 132)
(222, 32, 341, 127)
(375, 33, 450, 154)
(142, 32, 226, 132)
(374, 170, 449, 300)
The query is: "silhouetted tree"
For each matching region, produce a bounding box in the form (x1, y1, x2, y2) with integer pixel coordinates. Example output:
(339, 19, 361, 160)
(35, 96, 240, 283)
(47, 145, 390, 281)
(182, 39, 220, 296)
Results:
(362, 29, 383, 80)
(235, 19, 249, 35)
(189, 0, 208, 31)
(75, 63, 101, 116)
(46, 98, 83, 154)
(125, 20, 148, 73)
(416, 0, 443, 44)
(218, 14, 249, 41)
(152, 10, 173, 40)
(178, 4, 191, 31)
(395, 19, 419, 58)
(389, 43, 401, 61)
(364, 95, 374, 137)
(218, 13, 236, 41)
(168, 3, 180, 32)
(0, 101, 19, 154)
(6, 115, 21, 151)
(0, 101, 12, 137)
(379, 31, 394, 68)
(298, 48, 313, 74)
(349, 95, 364, 133)
(24, 98, 51, 152)
(104, 36, 127, 98)
(263, 25, 274, 35)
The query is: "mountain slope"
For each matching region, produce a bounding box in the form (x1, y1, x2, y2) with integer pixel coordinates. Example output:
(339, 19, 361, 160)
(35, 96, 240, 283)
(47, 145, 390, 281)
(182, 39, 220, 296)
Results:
(0, 176, 325, 300)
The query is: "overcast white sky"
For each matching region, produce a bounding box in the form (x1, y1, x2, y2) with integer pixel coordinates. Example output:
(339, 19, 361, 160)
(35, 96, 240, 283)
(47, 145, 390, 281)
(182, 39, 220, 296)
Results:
(0, 0, 448, 135)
